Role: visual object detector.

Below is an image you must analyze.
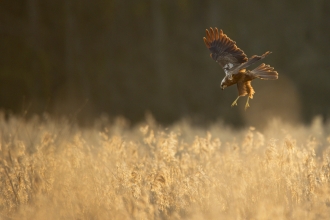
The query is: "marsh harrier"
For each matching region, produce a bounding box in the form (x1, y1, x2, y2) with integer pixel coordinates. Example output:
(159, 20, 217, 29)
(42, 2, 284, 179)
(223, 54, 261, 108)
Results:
(203, 28, 278, 109)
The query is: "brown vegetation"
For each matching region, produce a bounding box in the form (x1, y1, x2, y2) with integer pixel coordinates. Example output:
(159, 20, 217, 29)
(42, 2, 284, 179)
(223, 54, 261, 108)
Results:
(1, 114, 330, 219)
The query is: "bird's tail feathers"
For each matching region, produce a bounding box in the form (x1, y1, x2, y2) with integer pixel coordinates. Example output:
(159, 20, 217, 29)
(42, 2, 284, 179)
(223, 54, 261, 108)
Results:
(251, 63, 278, 80)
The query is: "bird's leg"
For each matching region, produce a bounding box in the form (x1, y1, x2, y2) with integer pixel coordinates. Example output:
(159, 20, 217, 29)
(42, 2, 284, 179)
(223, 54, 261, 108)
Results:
(245, 97, 250, 110)
(231, 96, 240, 107)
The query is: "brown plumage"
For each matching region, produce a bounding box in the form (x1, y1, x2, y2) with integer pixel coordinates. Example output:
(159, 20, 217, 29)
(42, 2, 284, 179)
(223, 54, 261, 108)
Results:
(203, 27, 278, 110)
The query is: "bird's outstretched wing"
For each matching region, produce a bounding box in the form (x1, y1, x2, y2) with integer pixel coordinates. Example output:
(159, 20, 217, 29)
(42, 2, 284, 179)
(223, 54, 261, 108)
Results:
(203, 27, 247, 75)
(237, 51, 272, 71)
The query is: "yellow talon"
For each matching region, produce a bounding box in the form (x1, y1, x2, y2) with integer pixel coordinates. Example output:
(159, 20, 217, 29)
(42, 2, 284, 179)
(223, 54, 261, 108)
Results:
(231, 96, 240, 107)
(245, 97, 250, 110)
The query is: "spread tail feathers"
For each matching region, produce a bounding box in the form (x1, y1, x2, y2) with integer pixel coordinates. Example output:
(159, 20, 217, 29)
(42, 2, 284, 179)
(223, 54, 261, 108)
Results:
(251, 63, 278, 80)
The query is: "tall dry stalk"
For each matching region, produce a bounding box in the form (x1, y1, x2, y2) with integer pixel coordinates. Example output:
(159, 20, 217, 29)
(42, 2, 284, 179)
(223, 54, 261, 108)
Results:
(0, 114, 330, 219)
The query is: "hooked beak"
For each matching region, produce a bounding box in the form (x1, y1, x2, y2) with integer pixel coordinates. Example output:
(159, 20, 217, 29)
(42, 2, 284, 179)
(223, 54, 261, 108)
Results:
(221, 85, 227, 90)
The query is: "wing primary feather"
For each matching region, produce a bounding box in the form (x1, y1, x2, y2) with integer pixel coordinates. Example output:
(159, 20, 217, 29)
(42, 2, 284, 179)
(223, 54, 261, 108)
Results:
(215, 28, 219, 40)
(203, 37, 209, 47)
(206, 29, 211, 43)
(210, 27, 214, 39)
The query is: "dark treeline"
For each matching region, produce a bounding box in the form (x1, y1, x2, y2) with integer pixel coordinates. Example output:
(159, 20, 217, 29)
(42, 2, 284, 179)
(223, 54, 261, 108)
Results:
(0, 0, 329, 127)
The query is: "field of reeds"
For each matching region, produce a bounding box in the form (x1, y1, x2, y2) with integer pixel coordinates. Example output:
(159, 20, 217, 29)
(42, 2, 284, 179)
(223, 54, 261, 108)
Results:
(1, 112, 330, 219)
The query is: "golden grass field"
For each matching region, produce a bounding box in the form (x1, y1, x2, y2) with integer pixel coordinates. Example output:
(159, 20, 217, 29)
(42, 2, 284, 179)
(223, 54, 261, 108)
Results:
(1, 113, 330, 219)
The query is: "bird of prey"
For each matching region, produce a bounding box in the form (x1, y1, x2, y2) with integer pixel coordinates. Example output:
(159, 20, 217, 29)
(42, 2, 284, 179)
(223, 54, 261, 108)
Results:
(203, 27, 278, 110)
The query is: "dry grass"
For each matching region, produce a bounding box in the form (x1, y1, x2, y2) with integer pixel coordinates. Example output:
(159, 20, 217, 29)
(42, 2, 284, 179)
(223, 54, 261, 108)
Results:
(1, 113, 330, 219)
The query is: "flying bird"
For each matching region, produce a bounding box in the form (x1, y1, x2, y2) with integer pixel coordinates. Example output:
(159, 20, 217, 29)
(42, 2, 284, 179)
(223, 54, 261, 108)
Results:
(203, 28, 278, 110)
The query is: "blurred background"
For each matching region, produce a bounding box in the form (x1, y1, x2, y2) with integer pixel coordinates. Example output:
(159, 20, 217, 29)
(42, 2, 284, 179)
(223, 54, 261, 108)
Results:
(0, 0, 329, 127)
